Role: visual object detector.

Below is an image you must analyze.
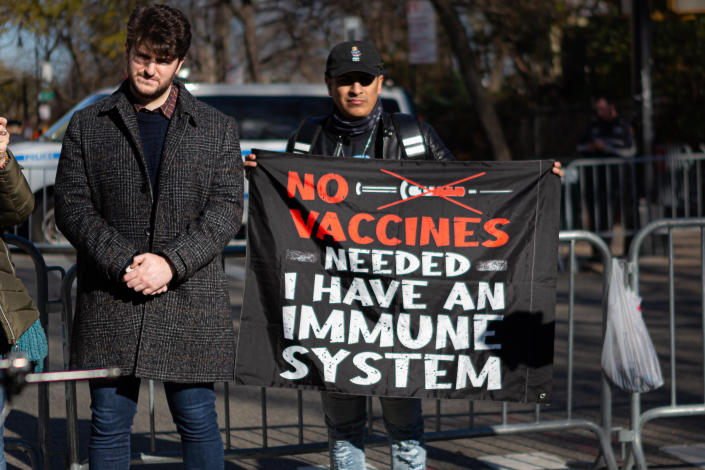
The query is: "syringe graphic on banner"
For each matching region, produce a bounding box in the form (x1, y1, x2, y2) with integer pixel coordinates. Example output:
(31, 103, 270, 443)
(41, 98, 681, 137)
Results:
(355, 169, 514, 214)
(354, 180, 513, 198)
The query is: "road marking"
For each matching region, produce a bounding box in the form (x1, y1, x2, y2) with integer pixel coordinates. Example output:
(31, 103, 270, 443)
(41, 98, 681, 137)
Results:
(662, 443, 705, 468)
(477, 451, 568, 469)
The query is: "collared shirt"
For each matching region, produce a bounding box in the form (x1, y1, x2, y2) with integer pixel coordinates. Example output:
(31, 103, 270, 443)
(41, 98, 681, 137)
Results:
(132, 84, 179, 119)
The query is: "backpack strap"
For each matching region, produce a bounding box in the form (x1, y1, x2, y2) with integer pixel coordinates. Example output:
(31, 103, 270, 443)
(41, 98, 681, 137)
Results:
(287, 116, 325, 154)
(391, 113, 427, 158)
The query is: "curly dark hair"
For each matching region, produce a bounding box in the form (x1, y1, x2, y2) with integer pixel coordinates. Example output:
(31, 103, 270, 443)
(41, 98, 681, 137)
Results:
(126, 4, 191, 60)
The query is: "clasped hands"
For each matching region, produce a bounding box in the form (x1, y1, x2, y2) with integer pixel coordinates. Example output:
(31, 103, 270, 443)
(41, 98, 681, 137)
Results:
(122, 253, 175, 296)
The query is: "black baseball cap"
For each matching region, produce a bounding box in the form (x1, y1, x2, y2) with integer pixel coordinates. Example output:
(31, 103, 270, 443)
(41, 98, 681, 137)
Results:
(325, 41, 384, 78)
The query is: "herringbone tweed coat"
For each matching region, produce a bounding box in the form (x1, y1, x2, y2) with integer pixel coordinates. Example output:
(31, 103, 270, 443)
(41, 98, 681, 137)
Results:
(55, 80, 243, 382)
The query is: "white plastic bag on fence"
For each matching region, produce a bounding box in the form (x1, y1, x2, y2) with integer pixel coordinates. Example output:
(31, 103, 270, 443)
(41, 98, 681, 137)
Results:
(601, 258, 664, 393)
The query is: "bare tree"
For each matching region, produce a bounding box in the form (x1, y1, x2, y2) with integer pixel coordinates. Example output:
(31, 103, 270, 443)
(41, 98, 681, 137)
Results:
(0, 1, 139, 123)
(431, 0, 512, 161)
(224, 0, 260, 82)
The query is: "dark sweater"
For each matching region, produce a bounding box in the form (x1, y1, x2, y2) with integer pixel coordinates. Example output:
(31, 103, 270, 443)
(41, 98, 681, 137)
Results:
(137, 111, 169, 192)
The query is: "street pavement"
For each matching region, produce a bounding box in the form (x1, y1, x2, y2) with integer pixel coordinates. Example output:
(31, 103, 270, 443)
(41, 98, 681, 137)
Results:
(2, 234, 705, 469)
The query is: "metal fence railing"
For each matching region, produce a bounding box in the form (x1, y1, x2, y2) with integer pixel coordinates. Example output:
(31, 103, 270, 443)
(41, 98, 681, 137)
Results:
(6, 153, 704, 467)
(563, 152, 705, 252)
(56, 232, 618, 469)
(2, 234, 66, 470)
(19, 219, 705, 468)
(21, 220, 705, 469)
(617, 218, 705, 470)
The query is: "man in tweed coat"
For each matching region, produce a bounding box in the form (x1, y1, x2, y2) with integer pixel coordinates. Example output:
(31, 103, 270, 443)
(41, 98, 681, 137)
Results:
(55, 5, 243, 469)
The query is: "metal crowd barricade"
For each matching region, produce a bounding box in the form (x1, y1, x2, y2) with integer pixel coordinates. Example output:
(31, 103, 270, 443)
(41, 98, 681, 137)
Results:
(563, 152, 705, 249)
(58, 232, 618, 468)
(416, 231, 616, 470)
(217, 231, 619, 467)
(2, 234, 66, 470)
(61, 265, 81, 470)
(618, 217, 705, 470)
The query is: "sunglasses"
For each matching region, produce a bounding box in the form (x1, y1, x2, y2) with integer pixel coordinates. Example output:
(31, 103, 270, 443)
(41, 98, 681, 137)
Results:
(334, 74, 377, 87)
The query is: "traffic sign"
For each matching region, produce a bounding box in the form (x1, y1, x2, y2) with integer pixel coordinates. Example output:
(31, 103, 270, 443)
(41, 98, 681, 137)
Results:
(38, 90, 55, 102)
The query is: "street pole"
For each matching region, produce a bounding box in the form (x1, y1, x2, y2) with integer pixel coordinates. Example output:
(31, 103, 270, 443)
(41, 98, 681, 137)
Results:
(631, 0, 654, 156)
(631, 0, 656, 253)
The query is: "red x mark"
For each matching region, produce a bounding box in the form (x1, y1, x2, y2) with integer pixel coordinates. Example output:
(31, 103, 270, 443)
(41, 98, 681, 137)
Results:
(376, 169, 486, 214)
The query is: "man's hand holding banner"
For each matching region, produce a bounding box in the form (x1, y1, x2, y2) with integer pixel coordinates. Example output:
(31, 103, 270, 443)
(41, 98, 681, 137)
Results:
(235, 151, 561, 403)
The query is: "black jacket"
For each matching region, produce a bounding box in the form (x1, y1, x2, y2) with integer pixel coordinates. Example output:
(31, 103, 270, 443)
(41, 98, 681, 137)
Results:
(576, 115, 636, 157)
(287, 111, 453, 161)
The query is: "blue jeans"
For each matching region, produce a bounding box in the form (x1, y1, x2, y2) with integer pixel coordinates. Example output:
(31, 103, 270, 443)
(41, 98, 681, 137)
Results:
(89, 376, 223, 469)
(321, 392, 425, 470)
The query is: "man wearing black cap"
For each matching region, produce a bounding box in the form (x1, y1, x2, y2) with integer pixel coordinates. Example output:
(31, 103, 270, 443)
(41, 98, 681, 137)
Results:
(284, 40, 453, 161)
(246, 39, 450, 470)
(245, 40, 562, 470)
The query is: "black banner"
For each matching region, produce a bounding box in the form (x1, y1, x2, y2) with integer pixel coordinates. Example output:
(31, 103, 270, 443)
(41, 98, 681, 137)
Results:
(235, 150, 560, 403)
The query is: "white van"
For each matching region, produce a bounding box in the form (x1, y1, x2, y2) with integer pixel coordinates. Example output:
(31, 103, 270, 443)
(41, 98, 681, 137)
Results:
(11, 82, 415, 245)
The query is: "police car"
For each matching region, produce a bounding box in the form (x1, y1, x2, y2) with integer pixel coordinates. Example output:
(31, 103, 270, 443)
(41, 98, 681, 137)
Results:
(11, 82, 415, 245)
